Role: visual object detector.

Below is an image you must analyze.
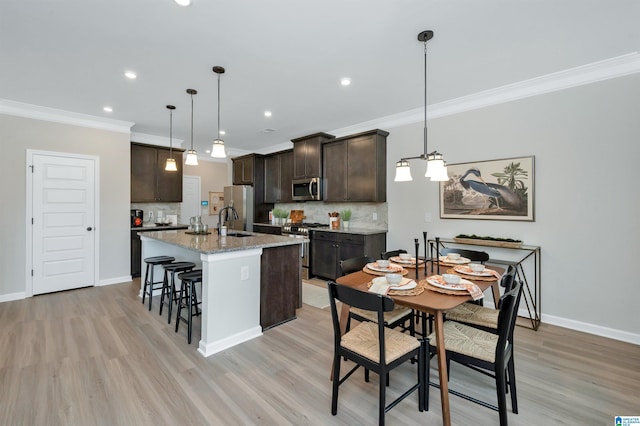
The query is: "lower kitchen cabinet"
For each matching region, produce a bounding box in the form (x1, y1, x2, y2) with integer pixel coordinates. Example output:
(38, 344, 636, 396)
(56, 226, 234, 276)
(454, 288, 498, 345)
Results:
(260, 244, 301, 329)
(310, 230, 386, 281)
(130, 226, 188, 277)
(253, 224, 282, 235)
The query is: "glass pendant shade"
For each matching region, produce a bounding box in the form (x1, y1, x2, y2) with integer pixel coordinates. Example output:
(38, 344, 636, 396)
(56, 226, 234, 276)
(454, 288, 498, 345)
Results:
(211, 139, 226, 158)
(185, 149, 198, 165)
(165, 157, 178, 171)
(429, 162, 449, 181)
(394, 160, 413, 182)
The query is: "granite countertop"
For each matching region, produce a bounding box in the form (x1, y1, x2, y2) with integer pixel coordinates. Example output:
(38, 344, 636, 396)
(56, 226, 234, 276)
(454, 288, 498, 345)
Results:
(132, 223, 189, 231)
(139, 229, 307, 254)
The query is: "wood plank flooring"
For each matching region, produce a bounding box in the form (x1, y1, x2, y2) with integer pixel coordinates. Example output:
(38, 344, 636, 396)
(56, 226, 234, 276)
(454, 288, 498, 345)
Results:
(0, 280, 638, 425)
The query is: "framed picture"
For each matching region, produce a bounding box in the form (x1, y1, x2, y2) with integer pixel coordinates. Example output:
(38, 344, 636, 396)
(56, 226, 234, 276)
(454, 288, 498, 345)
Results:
(208, 191, 225, 215)
(439, 156, 535, 221)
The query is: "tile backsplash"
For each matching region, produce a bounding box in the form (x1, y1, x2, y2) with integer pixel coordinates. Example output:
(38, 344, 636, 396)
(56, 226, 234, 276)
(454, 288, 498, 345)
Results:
(131, 202, 182, 224)
(274, 202, 387, 229)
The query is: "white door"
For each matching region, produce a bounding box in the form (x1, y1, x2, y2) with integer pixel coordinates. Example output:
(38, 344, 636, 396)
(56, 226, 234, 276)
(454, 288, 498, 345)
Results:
(181, 175, 201, 222)
(32, 153, 96, 295)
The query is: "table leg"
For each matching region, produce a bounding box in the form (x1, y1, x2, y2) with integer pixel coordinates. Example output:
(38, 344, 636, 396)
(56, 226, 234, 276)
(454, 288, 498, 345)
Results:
(491, 281, 501, 307)
(434, 311, 451, 426)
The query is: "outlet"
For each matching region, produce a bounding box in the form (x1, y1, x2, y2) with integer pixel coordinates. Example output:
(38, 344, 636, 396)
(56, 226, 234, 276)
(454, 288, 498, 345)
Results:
(424, 212, 432, 223)
(148, 211, 153, 220)
(240, 266, 249, 281)
(372, 212, 377, 221)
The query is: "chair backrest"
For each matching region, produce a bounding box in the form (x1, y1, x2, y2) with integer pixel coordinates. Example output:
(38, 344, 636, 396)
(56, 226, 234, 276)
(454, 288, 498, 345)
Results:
(440, 248, 490, 263)
(327, 281, 394, 363)
(380, 249, 407, 260)
(339, 256, 375, 276)
(495, 279, 524, 354)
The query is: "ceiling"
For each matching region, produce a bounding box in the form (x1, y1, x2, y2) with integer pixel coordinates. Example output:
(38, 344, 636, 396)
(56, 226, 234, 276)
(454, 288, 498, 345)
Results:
(1, 0, 638, 157)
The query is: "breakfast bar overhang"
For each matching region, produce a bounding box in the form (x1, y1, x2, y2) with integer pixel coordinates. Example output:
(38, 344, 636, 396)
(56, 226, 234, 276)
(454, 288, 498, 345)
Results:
(139, 230, 304, 357)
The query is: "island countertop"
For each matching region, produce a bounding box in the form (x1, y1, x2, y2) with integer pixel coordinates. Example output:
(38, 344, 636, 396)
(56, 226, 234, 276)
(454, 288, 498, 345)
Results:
(139, 229, 307, 254)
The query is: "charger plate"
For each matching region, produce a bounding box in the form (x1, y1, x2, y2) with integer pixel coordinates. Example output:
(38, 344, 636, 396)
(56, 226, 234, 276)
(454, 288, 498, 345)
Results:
(367, 279, 425, 296)
(363, 266, 408, 276)
(445, 268, 497, 282)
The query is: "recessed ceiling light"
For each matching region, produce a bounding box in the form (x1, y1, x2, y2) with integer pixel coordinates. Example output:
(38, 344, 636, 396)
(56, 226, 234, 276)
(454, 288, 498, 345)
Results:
(174, 0, 191, 5)
(205, 149, 211, 154)
(103, 106, 113, 112)
(264, 111, 272, 117)
(219, 130, 226, 135)
(341, 77, 351, 86)
(124, 71, 137, 79)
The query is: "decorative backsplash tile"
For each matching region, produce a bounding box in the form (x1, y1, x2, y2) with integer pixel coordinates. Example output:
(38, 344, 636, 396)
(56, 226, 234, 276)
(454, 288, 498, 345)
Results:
(274, 202, 387, 229)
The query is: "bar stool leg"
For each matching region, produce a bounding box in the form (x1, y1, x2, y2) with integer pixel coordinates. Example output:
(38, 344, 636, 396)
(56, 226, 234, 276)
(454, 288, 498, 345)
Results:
(142, 263, 151, 305)
(147, 264, 155, 311)
(159, 269, 169, 316)
(167, 271, 177, 324)
(175, 282, 185, 333)
(187, 281, 194, 344)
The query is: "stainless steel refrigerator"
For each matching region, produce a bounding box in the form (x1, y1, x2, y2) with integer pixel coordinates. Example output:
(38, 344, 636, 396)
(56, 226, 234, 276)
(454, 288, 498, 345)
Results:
(223, 185, 254, 231)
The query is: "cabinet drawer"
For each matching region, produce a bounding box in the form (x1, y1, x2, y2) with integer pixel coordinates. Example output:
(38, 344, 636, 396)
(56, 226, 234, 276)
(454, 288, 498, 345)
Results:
(312, 231, 337, 242)
(338, 233, 365, 245)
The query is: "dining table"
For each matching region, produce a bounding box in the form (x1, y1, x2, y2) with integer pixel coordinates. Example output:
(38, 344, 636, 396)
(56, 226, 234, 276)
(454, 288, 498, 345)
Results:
(335, 260, 504, 426)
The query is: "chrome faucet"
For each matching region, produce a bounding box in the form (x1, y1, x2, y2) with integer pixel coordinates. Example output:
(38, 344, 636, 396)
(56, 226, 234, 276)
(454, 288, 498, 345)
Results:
(218, 205, 239, 234)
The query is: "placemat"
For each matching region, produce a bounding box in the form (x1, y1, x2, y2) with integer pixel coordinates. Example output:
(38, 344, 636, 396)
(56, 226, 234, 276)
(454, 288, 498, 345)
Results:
(390, 258, 426, 269)
(367, 279, 426, 296)
(363, 266, 408, 276)
(445, 268, 497, 281)
(420, 279, 470, 296)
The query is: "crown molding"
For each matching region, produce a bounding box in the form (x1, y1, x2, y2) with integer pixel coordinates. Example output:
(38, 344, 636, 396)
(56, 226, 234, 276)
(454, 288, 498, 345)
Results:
(331, 52, 640, 135)
(130, 132, 184, 148)
(0, 99, 135, 133)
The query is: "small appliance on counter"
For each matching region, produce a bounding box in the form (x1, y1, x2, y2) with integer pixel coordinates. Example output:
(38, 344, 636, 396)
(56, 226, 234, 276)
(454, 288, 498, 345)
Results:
(131, 209, 143, 227)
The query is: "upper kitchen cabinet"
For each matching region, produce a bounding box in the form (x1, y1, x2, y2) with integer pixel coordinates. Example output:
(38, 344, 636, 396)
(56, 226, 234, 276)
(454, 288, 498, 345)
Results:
(131, 143, 183, 202)
(291, 132, 335, 179)
(264, 150, 294, 203)
(232, 154, 263, 186)
(322, 129, 388, 202)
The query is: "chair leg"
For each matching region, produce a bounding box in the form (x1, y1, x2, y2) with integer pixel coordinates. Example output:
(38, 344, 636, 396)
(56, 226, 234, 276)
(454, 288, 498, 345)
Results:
(331, 353, 341, 415)
(418, 338, 427, 412)
(365, 368, 370, 382)
(508, 357, 518, 414)
(496, 364, 509, 426)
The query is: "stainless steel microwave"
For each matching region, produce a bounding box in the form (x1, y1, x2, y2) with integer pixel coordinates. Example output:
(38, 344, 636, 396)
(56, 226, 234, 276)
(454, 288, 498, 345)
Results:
(292, 177, 321, 201)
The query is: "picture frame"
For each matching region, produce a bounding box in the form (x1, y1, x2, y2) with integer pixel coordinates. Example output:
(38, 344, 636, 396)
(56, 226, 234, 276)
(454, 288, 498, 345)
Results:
(208, 191, 225, 216)
(439, 156, 535, 221)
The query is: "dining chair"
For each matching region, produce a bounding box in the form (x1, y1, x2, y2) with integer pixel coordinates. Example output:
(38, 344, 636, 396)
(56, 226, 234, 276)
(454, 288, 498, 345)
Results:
(440, 247, 490, 263)
(428, 280, 523, 426)
(340, 256, 415, 336)
(445, 266, 516, 332)
(380, 249, 407, 260)
(327, 281, 428, 426)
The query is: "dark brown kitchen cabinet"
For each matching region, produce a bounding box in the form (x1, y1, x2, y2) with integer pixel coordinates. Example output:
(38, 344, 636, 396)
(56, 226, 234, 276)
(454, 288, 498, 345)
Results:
(260, 244, 301, 329)
(310, 230, 386, 281)
(264, 150, 293, 203)
(292, 132, 335, 179)
(131, 143, 183, 202)
(233, 154, 257, 185)
(322, 129, 388, 202)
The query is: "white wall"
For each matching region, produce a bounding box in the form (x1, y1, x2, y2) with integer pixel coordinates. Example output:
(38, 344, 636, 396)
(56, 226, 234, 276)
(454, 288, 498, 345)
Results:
(0, 115, 131, 297)
(386, 73, 640, 342)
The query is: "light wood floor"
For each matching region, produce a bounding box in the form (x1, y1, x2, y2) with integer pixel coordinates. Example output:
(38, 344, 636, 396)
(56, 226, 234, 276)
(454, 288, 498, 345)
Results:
(1, 280, 638, 425)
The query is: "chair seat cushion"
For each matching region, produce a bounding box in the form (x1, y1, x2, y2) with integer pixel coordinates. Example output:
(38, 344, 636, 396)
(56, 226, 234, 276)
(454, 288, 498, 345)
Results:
(446, 303, 499, 329)
(428, 321, 498, 363)
(342, 321, 420, 364)
(350, 306, 412, 325)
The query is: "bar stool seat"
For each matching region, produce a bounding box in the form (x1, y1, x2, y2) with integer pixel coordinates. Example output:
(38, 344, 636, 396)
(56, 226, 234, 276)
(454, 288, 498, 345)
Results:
(175, 269, 203, 344)
(160, 261, 196, 324)
(142, 256, 175, 311)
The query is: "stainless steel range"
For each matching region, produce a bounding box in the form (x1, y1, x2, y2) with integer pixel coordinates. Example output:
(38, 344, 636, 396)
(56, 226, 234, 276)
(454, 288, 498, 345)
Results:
(282, 222, 329, 279)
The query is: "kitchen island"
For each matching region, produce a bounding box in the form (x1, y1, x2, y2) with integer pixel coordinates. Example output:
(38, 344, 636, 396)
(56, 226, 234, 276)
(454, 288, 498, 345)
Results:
(139, 229, 304, 357)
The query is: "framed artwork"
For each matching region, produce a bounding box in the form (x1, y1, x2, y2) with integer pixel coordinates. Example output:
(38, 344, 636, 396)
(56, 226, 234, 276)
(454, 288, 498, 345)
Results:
(439, 156, 535, 221)
(208, 191, 225, 215)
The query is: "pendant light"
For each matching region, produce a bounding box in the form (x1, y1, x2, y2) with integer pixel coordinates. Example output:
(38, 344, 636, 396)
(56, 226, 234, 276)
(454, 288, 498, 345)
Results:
(210, 66, 227, 158)
(165, 105, 178, 171)
(394, 30, 449, 182)
(184, 89, 199, 165)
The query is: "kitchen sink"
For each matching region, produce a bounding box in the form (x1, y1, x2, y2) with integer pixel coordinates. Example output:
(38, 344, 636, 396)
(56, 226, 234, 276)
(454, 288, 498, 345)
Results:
(227, 232, 252, 237)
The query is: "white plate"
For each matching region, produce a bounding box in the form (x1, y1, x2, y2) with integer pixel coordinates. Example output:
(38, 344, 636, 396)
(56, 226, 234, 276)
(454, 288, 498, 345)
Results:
(366, 262, 404, 273)
(439, 256, 471, 265)
(390, 256, 423, 265)
(427, 276, 472, 291)
(372, 277, 417, 291)
(453, 265, 493, 277)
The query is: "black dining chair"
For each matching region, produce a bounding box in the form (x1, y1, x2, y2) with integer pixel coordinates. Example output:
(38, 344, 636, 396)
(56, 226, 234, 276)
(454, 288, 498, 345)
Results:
(428, 279, 524, 426)
(380, 249, 407, 260)
(440, 248, 490, 263)
(445, 266, 516, 332)
(327, 281, 429, 426)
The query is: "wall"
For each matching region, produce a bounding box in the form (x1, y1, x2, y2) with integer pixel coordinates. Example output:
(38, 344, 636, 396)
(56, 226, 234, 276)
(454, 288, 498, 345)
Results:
(184, 160, 228, 228)
(385, 73, 640, 342)
(0, 114, 131, 298)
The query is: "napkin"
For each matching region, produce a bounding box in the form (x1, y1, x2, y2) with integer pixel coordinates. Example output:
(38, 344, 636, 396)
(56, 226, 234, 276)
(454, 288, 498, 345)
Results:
(368, 280, 390, 295)
(461, 282, 485, 301)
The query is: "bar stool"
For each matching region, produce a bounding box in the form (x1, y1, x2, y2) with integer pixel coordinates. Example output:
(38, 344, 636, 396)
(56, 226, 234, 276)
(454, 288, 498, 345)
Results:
(142, 256, 175, 311)
(159, 261, 196, 324)
(175, 269, 203, 344)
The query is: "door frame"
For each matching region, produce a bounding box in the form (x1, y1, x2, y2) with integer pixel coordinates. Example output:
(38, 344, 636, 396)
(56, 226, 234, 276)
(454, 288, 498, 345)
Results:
(25, 149, 100, 297)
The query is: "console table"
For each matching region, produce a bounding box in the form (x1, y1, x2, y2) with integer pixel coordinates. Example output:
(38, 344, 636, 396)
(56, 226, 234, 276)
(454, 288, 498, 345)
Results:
(429, 237, 541, 330)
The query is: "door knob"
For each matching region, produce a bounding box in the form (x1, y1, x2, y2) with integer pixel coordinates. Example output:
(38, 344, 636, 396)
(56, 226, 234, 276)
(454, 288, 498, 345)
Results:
(87, 227, 93, 231)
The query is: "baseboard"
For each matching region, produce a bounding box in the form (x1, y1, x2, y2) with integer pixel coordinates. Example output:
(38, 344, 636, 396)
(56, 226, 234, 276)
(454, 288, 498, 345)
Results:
(0, 292, 26, 303)
(542, 314, 640, 346)
(197, 326, 263, 357)
(98, 276, 132, 286)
